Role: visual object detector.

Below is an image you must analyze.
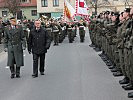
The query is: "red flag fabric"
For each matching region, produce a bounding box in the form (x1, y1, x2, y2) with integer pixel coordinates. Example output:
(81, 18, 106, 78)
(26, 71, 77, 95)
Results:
(79, 0, 84, 8)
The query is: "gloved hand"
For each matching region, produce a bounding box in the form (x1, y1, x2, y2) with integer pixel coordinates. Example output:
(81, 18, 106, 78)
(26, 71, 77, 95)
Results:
(28, 50, 31, 54)
(22, 46, 26, 50)
(4, 48, 7, 52)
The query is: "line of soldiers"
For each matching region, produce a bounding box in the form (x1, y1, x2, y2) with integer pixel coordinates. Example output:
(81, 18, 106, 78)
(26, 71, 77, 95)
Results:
(89, 7, 133, 98)
(39, 18, 86, 44)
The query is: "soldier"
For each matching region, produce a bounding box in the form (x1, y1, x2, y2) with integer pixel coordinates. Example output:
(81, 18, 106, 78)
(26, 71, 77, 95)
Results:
(4, 17, 26, 79)
(89, 16, 97, 47)
(112, 12, 125, 77)
(67, 23, 73, 43)
(45, 20, 52, 41)
(78, 22, 86, 43)
(118, 8, 131, 86)
(0, 17, 4, 44)
(22, 20, 29, 41)
(128, 6, 133, 98)
(51, 20, 61, 46)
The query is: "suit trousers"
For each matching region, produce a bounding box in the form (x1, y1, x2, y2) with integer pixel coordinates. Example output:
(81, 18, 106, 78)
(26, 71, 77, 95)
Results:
(33, 53, 45, 75)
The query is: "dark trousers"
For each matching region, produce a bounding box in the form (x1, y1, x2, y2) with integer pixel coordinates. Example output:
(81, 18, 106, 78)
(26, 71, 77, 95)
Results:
(10, 66, 20, 75)
(0, 33, 1, 44)
(33, 53, 45, 75)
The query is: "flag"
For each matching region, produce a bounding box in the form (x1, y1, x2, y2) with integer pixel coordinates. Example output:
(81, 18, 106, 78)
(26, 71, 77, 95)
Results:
(64, 0, 75, 22)
(75, 0, 90, 23)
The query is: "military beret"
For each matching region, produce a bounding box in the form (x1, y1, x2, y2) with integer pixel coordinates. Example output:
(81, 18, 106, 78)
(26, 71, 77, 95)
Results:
(105, 11, 110, 15)
(120, 12, 124, 16)
(110, 12, 114, 16)
(124, 8, 131, 13)
(112, 12, 120, 17)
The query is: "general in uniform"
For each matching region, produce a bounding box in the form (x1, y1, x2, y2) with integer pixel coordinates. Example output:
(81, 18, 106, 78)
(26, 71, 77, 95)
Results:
(4, 17, 26, 79)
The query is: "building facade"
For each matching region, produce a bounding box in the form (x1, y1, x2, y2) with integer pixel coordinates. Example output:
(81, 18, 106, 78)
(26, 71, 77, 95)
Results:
(37, 0, 75, 18)
(0, 0, 39, 20)
(87, 0, 133, 15)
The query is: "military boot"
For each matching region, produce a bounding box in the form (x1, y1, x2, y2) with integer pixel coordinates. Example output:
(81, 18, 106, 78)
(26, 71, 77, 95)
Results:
(10, 66, 15, 79)
(16, 67, 20, 78)
(128, 92, 133, 98)
(123, 81, 133, 90)
(119, 77, 129, 84)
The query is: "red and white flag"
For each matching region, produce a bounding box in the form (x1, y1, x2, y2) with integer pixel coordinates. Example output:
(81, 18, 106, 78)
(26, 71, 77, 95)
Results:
(75, 0, 90, 23)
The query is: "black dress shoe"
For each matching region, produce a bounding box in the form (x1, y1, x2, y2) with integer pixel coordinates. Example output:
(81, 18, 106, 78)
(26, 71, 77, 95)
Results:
(106, 62, 112, 66)
(32, 74, 38, 78)
(11, 74, 15, 79)
(108, 66, 115, 69)
(40, 72, 45, 75)
(123, 84, 133, 90)
(89, 44, 95, 47)
(16, 74, 20, 78)
(119, 77, 129, 84)
(110, 68, 118, 72)
(128, 92, 133, 98)
(122, 83, 132, 88)
(113, 71, 123, 77)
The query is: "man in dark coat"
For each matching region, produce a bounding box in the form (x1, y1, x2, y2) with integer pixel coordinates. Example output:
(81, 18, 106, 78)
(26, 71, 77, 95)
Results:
(27, 20, 51, 78)
(4, 17, 26, 79)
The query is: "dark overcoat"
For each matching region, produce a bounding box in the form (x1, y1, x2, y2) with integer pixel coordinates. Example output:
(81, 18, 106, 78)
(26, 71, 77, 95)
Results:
(4, 25, 26, 67)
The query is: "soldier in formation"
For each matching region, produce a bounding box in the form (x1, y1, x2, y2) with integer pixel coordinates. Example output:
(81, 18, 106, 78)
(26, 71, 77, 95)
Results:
(0, 17, 4, 44)
(89, 7, 133, 98)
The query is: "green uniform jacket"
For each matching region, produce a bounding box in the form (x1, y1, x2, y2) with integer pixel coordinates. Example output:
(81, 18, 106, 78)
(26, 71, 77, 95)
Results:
(4, 25, 26, 67)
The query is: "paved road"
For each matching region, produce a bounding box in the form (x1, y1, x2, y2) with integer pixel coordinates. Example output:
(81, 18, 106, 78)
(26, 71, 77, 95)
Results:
(0, 44, 4, 53)
(0, 29, 131, 100)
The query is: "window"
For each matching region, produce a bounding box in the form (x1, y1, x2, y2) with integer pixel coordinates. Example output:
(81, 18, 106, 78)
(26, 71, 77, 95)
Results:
(41, 0, 48, 7)
(20, 0, 28, 3)
(31, 10, 37, 16)
(53, 0, 59, 7)
(2, 11, 7, 17)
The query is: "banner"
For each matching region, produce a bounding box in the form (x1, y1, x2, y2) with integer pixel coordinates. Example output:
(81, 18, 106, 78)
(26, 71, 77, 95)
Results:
(75, 0, 90, 23)
(64, 0, 75, 22)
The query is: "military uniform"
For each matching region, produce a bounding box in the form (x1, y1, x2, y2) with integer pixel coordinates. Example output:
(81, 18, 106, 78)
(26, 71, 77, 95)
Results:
(0, 19, 4, 44)
(52, 23, 61, 46)
(67, 24, 74, 43)
(4, 19, 26, 78)
(79, 23, 85, 42)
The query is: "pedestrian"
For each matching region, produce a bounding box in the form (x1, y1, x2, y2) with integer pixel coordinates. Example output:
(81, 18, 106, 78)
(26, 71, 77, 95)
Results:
(27, 19, 51, 78)
(4, 17, 26, 79)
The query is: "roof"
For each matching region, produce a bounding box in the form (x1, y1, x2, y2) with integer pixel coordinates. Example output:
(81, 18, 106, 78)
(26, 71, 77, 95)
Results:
(20, 0, 37, 7)
(0, 0, 37, 8)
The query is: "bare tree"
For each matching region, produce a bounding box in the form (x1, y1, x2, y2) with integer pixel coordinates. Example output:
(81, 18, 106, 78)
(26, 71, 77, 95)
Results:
(124, 0, 133, 8)
(87, 0, 111, 15)
(4, 0, 21, 17)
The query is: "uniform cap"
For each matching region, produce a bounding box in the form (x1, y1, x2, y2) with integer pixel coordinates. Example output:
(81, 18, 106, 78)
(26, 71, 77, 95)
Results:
(124, 8, 131, 13)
